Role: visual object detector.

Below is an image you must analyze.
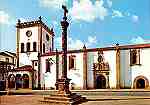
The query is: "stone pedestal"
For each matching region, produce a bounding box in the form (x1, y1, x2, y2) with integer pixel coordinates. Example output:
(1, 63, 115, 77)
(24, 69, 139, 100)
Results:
(40, 78, 85, 105)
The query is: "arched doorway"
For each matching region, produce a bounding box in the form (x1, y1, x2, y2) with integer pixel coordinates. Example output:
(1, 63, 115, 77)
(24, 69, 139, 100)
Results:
(96, 75, 106, 89)
(23, 74, 29, 88)
(136, 78, 145, 88)
(16, 74, 22, 88)
(8, 74, 16, 88)
(133, 76, 149, 89)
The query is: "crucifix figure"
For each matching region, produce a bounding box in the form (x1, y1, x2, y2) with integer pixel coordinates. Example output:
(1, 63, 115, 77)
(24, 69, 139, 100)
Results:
(62, 5, 68, 21)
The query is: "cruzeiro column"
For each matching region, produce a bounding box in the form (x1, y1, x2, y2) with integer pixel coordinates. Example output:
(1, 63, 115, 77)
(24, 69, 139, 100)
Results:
(61, 5, 69, 79)
(41, 5, 84, 105)
(57, 5, 70, 94)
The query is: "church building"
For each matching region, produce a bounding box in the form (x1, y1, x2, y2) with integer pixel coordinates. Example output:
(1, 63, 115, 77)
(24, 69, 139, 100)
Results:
(41, 43, 150, 90)
(7, 17, 150, 90)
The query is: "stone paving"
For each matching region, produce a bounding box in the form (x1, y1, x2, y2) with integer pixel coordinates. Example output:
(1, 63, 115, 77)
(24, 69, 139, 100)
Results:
(1, 95, 150, 105)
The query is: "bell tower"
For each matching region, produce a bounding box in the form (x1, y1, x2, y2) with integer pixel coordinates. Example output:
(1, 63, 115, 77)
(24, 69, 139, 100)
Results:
(16, 17, 54, 67)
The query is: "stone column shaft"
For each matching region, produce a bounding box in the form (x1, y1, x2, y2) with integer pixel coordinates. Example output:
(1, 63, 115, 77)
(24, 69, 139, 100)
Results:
(116, 45, 120, 89)
(83, 46, 88, 89)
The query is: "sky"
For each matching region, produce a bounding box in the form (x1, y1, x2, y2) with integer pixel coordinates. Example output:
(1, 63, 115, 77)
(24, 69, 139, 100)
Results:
(1, 0, 150, 52)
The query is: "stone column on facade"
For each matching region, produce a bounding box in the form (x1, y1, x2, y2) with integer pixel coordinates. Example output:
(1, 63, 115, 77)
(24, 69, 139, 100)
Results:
(93, 63, 96, 89)
(55, 49, 59, 90)
(5, 77, 8, 90)
(32, 61, 34, 89)
(51, 29, 54, 51)
(29, 72, 32, 89)
(38, 16, 42, 89)
(83, 45, 88, 89)
(107, 74, 110, 88)
(16, 19, 20, 67)
(116, 43, 121, 89)
(22, 74, 23, 88)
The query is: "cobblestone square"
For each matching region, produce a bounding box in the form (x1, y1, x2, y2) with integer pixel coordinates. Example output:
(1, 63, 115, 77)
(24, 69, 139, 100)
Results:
(1, 95, 150, 105)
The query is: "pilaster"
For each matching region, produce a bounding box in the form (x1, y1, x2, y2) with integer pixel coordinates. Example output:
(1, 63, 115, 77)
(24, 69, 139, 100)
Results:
(16, 19, 20, 67)
(116, 44, 121, 89)
(55, 49, 59, 90)
(83, 45, 88, 89)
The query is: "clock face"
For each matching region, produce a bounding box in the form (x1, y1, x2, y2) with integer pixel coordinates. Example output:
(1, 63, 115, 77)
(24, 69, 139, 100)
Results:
(26, 30, 32, 37)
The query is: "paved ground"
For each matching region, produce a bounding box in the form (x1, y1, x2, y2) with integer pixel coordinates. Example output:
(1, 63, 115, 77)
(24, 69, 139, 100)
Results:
(1, 95, 150, 105)
(82, 99, 150, 105)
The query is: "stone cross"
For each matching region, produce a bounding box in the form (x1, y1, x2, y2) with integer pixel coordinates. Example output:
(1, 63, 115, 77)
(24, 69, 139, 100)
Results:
(62, 5, 68, 21)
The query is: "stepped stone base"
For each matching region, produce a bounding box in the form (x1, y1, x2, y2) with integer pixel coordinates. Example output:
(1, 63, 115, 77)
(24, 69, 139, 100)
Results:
(40, 93, 85, 105)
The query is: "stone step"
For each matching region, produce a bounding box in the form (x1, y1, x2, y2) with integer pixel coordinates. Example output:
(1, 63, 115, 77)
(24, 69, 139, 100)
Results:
(40, 100, 73, 105)
(40, 93, 85, 105)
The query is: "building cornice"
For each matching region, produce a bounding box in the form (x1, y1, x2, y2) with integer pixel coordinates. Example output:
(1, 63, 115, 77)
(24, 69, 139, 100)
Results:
(41, 43, 150, 57)
(16, 19, 54, 36)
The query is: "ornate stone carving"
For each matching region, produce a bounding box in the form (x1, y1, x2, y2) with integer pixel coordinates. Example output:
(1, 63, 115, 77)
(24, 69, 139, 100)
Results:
(93, 50, 109, 72)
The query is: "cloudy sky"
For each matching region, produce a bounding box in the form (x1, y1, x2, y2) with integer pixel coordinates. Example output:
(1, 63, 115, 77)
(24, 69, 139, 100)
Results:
(1, 0, 150, 52)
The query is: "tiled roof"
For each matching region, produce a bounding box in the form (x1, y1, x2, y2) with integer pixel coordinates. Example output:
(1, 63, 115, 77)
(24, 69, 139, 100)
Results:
(5, 51, 16, 57)
(0, 52, 12, 57)
(15, 65, 33, 72)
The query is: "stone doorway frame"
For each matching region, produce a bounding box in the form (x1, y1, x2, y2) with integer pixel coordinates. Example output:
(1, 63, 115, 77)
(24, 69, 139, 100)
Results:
(93, 49, 110, 89)
(133, 75, 149, 89)
(95, 74, 107, 89)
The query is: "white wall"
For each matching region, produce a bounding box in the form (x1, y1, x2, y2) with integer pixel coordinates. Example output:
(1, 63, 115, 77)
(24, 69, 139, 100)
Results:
(67, 53, 84, 89)
(41, 52, 84, 89)
(19, 26, 39, 66)
(131, 48, 150, 88)
(87, 52, 95, 89)
(40, 50, 117, 89)
(40, 55, 57, 88)
(104, 50, 116, 88)
(42, 28, 52, 53)
(120, 50, 131, 88)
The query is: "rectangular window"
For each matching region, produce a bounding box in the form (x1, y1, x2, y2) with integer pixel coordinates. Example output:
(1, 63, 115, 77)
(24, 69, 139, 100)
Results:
(130, 49, 140, 66)
(69, 55, 76, 70)
(43, 44, 45, 53)
(21, 43, 24, 53)
(35, 62, 37, 66)
(33, 42, 37, 52)
(27, 42, 30, 52)
(6, 58, 9, 62)
(12, 58, 14, 64)
(46, 59, 50, 72)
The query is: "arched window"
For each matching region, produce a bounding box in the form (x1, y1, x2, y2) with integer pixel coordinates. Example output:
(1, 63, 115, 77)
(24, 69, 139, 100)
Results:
(26, 42, 30, 52)
(43, 43, 45, 53)
(33, 42, 37, 52)
(21, 43, 24, 52)
(130, 49, 140, 65)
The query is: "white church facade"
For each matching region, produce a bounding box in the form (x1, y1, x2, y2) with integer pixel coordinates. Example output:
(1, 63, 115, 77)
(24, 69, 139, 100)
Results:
(7, 17, 150, 90)
(41, 44, 150, 89)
